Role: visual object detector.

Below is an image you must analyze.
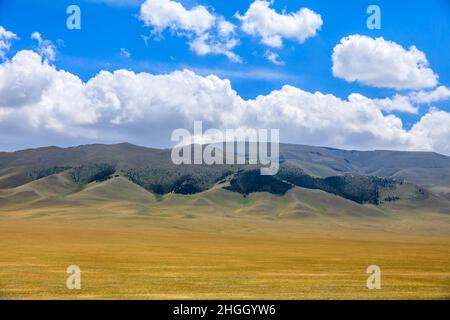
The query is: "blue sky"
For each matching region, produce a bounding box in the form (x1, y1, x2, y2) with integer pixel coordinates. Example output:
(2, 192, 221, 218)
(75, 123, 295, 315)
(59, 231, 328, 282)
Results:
(0, 0, 449, 153)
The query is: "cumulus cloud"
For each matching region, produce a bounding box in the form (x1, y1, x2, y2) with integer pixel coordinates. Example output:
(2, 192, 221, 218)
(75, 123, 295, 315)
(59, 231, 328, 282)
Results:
(139, 0, 240, 61)
(264, 50, 284, 65)
(188, 29, 241, 63)
(140, 0, 214, 35)
(409, 109, 450, 155)
(345, 86, 450, 115)
(0, 26, 18, 60)
(236, 0, 323, 48)
(218, 19, 235, 37)
(332, 35, 439, 90)
(0, 50, 98, 137)
(349, 93, 418, 114)
(31, 32, 56, 61)
(1, 49, 450, 155)
(410, 86, 450, 104)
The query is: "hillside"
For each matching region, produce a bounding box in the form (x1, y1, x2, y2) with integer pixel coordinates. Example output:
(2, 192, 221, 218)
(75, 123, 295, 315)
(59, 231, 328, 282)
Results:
(0, 142, 449, 209)
(1, 144, 449, 300)
(278, 144, 450, 186)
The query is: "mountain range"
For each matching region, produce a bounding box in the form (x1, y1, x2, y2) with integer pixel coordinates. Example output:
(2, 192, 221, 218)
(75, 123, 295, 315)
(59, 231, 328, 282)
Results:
(1, 142, 449, 218)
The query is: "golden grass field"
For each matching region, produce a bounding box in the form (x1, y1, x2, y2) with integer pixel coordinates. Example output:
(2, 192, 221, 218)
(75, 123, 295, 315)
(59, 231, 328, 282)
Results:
(0, 177, 449, 299)
(1, 215, 449, 299)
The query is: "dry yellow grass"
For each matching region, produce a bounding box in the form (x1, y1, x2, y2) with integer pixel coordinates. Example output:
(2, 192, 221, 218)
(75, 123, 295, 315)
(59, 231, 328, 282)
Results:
(0, 178, 449, 299)
(0, 213, 449, 300)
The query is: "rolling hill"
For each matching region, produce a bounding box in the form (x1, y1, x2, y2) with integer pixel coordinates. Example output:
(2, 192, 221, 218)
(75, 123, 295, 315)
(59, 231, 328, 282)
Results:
(1, 143, 449, 300)
(0, 142, 449, 219)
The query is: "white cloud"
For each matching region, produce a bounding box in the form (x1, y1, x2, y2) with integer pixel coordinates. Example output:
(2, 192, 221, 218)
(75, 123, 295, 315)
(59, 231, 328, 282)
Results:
(345, 86, 450, 115)
(372, 95, 418, 114)
(140, 0, 214, 35)
(218, 19, 235, 37)
(141, 34, 153, 47)
(1, 49, 450, 155)
(0, 26, 18, 60)
(31, 32, 56, 61)
(410, 86, 450, 104)
(264, 50, 284, 65)
(120, 48, 131, 58)
(410, 109, 450, 155)
(139, 0, 240, 61)
(349, 93, 418, 114)
(332, 35, 439, 90)
(0, 50, 97, 136)
(236, 0, 323, 48)
(244, 86, 416, 151)
(189, 34, 241, 63)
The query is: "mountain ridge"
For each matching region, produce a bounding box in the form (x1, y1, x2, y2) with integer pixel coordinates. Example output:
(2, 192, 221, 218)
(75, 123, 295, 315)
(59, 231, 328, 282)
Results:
(1, 142, 449, 208)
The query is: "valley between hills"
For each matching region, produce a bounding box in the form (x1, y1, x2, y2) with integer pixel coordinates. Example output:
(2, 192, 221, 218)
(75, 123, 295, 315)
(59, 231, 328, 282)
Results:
(0, 143, 449, 299)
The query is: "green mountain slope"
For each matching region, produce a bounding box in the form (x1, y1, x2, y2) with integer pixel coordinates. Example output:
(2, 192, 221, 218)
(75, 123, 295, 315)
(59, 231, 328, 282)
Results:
(0, 142, 449, 207)
(279, 144, 450, 187)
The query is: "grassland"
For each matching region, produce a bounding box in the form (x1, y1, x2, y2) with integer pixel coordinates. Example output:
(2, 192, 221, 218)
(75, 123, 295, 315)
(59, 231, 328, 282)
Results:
(1, 218, 449, 300)
(0, 177, 449, 299)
